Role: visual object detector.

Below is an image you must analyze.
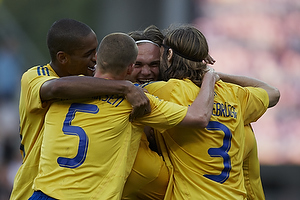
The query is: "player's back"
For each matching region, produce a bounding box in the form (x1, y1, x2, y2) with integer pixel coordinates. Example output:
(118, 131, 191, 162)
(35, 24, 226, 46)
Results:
(34, 95, 136, 200)
(143, 79, 268, 199)
(33, 92, 188, 200)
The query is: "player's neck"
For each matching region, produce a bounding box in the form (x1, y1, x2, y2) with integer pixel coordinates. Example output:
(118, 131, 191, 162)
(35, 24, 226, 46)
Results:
(94, 71, 125, 80)
(94, 67, 128, 80)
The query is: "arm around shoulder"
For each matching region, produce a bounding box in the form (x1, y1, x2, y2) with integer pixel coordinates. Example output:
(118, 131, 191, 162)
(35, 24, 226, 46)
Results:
(40, 76, 122, 101)
(40, 76, 151, 118)
(179, 69, 219, 128)
(217, 72, 280, 108)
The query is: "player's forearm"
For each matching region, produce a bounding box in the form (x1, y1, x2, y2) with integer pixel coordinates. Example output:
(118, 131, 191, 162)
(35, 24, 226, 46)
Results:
(41, 76, 151, 119)
(218, 72, 280, 107)
(40, 76, 132, 101)
(218, 72, 264, 87)
(182, 70, 217, 128)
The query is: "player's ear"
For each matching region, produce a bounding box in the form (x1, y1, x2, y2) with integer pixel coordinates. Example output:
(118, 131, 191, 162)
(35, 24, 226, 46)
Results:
(167, 48, 173, 62)
(95, 52, 98, 62)
(57, 51, 69, 64)
(127, 63, 134, 75)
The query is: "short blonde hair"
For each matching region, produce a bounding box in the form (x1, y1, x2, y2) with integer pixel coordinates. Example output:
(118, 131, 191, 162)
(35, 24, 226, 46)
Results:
(97, 32, 138, 75)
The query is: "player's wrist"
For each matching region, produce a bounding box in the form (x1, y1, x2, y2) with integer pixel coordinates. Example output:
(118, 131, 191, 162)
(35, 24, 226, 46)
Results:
(123, 80, 135, 96)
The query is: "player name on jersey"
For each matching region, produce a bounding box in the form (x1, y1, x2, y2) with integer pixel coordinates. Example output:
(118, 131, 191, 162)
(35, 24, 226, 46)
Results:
(93, 95, 125, 107)
(212, 102, 237, 119)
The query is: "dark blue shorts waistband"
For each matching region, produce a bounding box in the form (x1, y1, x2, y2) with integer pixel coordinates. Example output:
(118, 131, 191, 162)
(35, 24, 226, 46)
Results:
(28, 191, 57, 200)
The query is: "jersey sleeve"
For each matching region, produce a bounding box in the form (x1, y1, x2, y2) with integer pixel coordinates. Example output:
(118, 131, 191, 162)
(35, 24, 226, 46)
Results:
(136, 93, 188, 132)
(239, 86, 269, 124)
(21, 66, 58, 112)
(140, 81, 169, 97)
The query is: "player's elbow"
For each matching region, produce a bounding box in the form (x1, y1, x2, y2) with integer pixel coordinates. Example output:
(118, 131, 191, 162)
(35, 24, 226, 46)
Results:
(194, 114, 210, 128)
(268, 87, 280, 108)
(183, 112, 211, 128)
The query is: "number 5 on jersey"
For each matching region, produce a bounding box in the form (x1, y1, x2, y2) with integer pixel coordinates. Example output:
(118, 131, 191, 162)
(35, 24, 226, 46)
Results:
(57, 103, 99, 168)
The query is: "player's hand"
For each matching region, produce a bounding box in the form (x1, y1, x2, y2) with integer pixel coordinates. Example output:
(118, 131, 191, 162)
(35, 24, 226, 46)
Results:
(203, 54, 216, 65)
(125, 83, 151, 122)
(206, 66, 220, 83)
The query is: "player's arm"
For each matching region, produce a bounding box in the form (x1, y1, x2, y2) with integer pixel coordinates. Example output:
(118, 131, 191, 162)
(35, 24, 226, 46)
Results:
(217, 72, 280, 108)
(40, 76, 151, 120)
(178, 69, 219, 128)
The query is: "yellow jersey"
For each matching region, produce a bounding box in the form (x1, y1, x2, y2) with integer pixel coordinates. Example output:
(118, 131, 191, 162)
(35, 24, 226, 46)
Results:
(243, 125, 265, 200)
(141, 79, 268, 200)
(33, 93, 187, 200)
(10, 64, 58, 200)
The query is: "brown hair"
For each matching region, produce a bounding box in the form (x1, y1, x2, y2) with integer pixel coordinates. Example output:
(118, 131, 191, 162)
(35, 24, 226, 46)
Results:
(160, 25, 209, 87)
(128, 25, 164, 46)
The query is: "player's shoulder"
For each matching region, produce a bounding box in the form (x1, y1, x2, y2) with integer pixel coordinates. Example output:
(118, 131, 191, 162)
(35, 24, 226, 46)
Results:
(144, 92, 160, 101)
(138, 81, 166, 89)
(141, 79, 185, 92)
(23, 64, 57, 78)
(215, 80, 240, 92)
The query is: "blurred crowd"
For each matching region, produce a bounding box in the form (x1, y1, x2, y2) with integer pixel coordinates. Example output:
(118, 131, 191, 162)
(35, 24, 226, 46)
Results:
(0, 0, 299, 199)
(194, 0, 300, 165)
(0, 37, 22, 199)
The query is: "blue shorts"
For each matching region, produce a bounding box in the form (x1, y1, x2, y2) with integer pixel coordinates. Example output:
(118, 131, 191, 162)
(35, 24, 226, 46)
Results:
(29, 191, 57, 200)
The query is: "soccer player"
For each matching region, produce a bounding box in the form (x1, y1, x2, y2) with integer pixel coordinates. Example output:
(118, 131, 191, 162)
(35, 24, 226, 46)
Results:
(138, 25, 280, 199)
(122, 25, 167, 200)
(29, 32, 218, 199)
(124, 25, 267, 200)
(126, 25, 164, 85)
(216, 73, 271, 200)
(10, 18, 151, 200)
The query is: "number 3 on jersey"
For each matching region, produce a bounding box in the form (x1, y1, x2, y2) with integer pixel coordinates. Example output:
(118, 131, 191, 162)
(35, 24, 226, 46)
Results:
(57, 103, 99, 168)
(204, 121, 232, 183)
